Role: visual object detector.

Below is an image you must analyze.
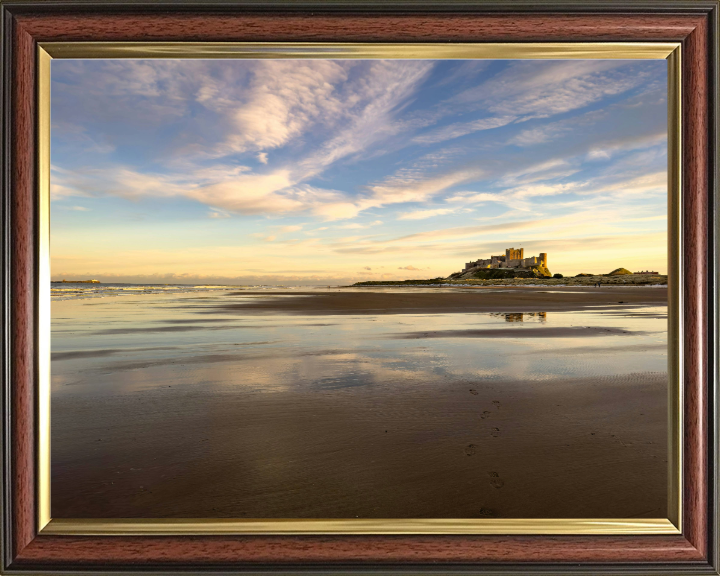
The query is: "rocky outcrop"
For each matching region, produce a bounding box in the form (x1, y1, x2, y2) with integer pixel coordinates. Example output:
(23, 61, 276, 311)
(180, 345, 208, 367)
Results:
(449, 264, 551, 280)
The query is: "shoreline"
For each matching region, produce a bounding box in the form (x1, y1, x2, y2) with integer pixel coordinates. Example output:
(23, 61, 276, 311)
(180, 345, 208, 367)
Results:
(218, 286, 668, 315)
(349, 275, 667, 288)
(347, 282, 667, 289)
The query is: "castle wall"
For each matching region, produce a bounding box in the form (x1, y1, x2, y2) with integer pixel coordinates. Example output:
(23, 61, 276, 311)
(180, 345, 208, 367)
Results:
(466, 255, 508, 270)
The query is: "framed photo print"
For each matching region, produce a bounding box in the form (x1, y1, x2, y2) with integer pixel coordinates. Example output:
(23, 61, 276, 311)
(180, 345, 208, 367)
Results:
(1, 1, 718, 574)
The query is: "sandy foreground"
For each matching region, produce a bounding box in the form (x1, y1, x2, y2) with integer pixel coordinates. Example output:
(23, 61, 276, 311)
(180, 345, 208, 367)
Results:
(51, 286, 668, 519)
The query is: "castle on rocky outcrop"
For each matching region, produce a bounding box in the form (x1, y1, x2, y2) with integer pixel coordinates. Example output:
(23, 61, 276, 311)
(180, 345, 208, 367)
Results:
(464, 248, 548, 272)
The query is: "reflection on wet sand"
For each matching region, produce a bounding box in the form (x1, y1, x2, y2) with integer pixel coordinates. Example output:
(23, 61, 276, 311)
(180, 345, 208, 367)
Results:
(51, 287, 668, 519)
(493, 311, 547, 322)
(394, 325, 648, 339)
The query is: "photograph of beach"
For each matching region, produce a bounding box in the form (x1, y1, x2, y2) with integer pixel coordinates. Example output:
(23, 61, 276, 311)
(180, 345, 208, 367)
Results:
(50, 58, 669, 519)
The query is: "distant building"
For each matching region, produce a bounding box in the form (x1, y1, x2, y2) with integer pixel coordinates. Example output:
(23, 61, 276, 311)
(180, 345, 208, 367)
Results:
(464, 248, 548, 272)
(634, 270, 659, 275)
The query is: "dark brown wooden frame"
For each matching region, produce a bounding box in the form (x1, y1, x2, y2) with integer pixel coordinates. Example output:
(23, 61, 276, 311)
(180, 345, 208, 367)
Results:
(1, 1, 718, 573)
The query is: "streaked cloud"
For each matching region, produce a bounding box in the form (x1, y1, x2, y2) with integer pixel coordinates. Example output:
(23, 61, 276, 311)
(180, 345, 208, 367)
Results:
(413, 115, 516, 145)
(452, 60, 649, 118)
(398, 207, 462, 220)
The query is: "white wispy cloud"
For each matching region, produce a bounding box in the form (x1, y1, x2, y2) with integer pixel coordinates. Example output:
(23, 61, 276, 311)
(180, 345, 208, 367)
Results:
(586, 131, 666, 160)
(453, 60, 648, 119)
(412, 115, 516, 145)
(501, 158, 575, 183)
(296, 60, 434, 178)
(211, 60, 349, 157)
(334, 220, 383, 230)
(365, 167, 483, 208)
(398, 207, 460, 220)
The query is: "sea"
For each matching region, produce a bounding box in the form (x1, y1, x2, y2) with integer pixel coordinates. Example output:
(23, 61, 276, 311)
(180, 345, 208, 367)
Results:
(50, 281, 320, 301)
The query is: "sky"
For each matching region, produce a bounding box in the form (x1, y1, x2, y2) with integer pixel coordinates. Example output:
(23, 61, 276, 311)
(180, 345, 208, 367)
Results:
(50, 58, 668, 285)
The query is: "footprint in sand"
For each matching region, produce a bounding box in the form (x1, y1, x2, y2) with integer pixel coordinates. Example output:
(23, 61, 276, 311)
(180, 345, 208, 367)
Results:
(492, 400, 501, 409)
(480, 410, 492, 420)
(478, 507, 495, 517)
(469, 389, 479, 395)
(488, 471, 505, 489)
(464, 444, 477, 456)
(490, 427, 500, 437)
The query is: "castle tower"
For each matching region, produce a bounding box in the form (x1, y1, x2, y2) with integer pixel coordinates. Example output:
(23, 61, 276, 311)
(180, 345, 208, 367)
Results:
(539, 253, 548, 267)
(505, 247, 523, 265)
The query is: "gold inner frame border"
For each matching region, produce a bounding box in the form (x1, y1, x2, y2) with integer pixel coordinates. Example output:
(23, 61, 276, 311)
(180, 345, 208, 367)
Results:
(36, 41, 682, 536)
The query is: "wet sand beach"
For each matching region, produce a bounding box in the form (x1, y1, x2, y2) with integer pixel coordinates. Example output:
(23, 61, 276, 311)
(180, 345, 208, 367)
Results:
(217, 285, 667, 315)
(51, 286, 668, 519)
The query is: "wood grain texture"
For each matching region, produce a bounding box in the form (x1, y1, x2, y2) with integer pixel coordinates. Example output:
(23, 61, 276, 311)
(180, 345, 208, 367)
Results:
(10, 18, 36, 561)
(681, 10, 709, 560)
(14, 12, 703, 42)
(4, 5, 716, 570)
(13, 534, 705, 566)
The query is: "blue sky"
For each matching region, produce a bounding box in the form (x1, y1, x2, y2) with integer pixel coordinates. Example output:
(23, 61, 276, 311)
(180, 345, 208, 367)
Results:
(50, 58, 667, 284)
